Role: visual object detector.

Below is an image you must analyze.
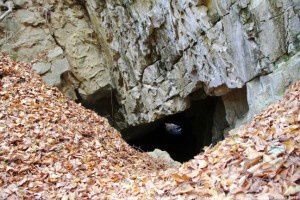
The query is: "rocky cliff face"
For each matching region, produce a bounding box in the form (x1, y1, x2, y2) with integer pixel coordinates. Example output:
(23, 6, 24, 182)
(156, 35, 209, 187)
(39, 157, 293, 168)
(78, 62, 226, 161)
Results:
(1, 0, 300, 131)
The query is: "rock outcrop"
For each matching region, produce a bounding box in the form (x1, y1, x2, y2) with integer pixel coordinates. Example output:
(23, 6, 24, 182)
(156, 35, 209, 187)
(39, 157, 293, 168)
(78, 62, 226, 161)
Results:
(1, 0, 300, 130)
(1, 55, 299, 199)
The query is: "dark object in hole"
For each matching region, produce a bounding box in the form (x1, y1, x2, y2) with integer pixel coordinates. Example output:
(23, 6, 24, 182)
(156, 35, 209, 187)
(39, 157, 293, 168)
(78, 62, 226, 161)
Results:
(123, 96, 228, 163)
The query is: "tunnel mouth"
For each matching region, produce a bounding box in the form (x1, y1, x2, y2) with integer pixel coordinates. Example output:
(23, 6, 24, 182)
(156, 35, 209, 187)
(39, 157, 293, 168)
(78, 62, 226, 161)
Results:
(75, 88, 229, 163)
(122, 96, 229, 163)
(74, 89, 121, 128)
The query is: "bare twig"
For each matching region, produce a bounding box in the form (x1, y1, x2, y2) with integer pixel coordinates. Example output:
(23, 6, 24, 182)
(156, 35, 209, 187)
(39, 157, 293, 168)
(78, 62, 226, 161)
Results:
(0, 0, 14, 21)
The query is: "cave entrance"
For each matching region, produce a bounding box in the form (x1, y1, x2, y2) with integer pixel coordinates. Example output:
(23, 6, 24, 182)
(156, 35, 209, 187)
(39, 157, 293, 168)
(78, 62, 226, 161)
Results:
(123, 96, 229, 163)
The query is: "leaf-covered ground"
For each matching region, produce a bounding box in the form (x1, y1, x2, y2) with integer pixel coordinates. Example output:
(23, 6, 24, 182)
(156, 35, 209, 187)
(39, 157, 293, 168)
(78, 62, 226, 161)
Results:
(0, 56, 299, 199)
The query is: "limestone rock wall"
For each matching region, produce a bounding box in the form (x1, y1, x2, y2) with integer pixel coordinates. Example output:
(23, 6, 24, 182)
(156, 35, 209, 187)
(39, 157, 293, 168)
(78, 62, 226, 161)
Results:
(0, 0, 111, 100)
(1, 0, 300, 129)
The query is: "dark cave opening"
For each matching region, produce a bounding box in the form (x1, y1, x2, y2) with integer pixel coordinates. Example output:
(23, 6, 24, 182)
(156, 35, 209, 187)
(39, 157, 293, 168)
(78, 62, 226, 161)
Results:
(123, 96, 229, 163)
(75, 89, 120, 127)
(75, 89, 229, 163)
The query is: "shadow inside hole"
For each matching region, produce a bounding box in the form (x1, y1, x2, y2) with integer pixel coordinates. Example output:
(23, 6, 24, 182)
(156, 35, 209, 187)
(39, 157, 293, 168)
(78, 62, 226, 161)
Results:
(74, 87, 229, 162)
(123, 96, 228, 163)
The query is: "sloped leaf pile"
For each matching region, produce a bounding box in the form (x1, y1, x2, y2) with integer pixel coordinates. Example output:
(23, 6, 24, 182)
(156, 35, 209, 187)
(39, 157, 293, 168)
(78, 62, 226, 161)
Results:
(0, 56, 299, 199)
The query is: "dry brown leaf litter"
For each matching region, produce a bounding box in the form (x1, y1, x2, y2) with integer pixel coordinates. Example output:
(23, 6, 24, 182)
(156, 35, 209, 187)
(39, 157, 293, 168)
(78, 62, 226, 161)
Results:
(0, 55, 299, 199)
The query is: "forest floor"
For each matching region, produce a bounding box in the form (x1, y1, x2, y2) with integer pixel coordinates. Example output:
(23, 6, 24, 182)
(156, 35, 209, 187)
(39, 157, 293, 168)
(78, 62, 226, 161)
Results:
(0, 55, 299, 199)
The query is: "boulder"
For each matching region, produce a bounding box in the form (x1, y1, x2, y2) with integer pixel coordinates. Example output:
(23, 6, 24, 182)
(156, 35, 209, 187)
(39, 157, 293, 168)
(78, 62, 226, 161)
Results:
(148, 149, 181, 167)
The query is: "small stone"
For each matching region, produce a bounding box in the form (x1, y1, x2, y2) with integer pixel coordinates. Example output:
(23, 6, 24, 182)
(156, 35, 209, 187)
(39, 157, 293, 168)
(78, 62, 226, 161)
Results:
(51, 58, 70, 75)
(13, 0, 27, 7)
(47, 47, 64, 60)
(148, 149, 181, 167)
(42, 72, 61, 86)
(32, 62, 51, 75)
(16, 10, 44, 26)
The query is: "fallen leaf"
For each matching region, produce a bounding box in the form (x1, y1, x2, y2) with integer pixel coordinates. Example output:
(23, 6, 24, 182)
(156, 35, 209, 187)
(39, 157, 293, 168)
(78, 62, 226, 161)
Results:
(284, 185, 300, 196)
(172, 173, 190, 183)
